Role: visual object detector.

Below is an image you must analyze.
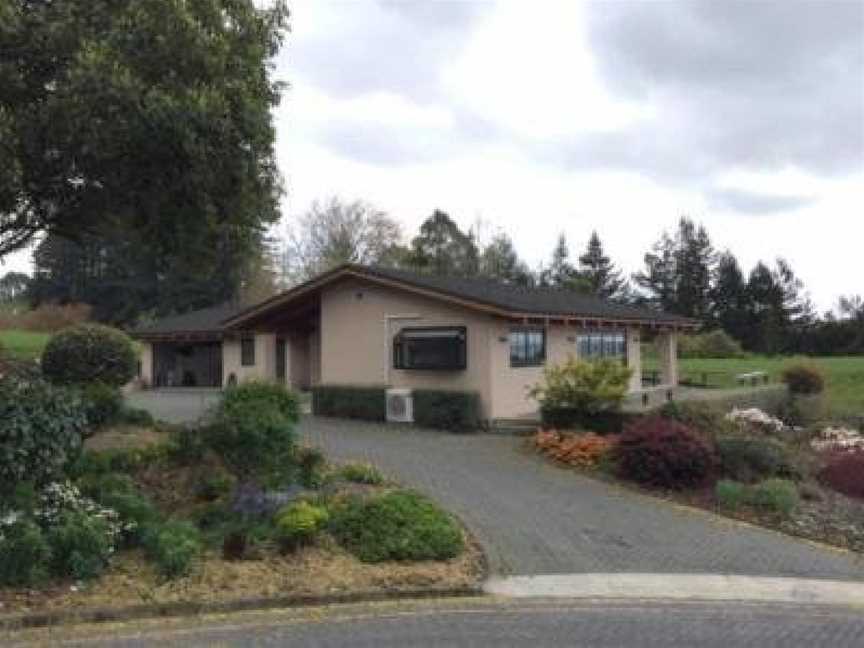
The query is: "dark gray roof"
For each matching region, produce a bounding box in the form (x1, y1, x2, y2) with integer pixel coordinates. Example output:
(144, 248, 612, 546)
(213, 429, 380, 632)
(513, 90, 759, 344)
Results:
(133, 302, 246, 337)
(136, 265, 696, 337)
(359, 265, 695, 324)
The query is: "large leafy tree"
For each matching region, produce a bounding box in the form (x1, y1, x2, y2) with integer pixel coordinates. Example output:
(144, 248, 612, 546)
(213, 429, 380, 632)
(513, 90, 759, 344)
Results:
(0, 0, 289, 276)
(578, 231, 627, 300)
(283, 197, 403, 283)
(408, 210, 479, 277)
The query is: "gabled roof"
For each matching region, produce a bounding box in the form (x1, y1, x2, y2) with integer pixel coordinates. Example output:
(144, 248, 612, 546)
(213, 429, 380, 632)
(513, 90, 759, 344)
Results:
(222, 264, 698, 330)
(133, 264, 698, 340)
(133, 302, 246, 339)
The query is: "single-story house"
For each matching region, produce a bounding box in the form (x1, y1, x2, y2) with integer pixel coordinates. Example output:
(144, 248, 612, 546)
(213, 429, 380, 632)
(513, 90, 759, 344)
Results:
(133, 264, 698, 421)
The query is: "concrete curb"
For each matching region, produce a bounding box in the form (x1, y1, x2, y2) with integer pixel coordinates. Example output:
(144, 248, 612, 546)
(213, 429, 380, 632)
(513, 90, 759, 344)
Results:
(0, 586, 485, 632)
(484, 573, 864, 608)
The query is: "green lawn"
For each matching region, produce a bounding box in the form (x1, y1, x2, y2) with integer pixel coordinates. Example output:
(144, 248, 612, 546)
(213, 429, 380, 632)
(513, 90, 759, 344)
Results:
(646, 355, 864, 418)
(0, 329, 51, 360)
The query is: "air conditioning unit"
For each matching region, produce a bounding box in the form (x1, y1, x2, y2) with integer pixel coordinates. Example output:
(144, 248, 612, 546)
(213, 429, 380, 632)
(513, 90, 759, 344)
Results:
(386, 388, 414, 423)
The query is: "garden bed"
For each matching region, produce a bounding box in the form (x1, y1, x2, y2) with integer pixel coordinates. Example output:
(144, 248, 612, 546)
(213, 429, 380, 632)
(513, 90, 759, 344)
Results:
(1, 378, 484, 624)
(531, 402, 864, 556)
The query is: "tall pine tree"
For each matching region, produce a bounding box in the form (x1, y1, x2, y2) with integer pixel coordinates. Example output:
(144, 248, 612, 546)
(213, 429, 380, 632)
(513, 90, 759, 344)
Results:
(578, 231, 627, 300)
(539, 233, 585, 290)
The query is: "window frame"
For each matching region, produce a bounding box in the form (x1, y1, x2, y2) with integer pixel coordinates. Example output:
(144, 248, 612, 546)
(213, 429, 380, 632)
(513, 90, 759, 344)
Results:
(509, 327, 546, 368)
(576, 329, 628, 364)
(393, 326, 468, 371)
(240, 335, 256, 367)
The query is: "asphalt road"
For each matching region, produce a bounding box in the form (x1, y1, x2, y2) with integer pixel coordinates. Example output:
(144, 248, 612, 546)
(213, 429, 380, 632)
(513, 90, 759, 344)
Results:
(11, 599, 864, 647)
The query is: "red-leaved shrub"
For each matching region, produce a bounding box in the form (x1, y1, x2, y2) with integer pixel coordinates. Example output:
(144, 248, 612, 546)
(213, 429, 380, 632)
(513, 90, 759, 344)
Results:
(819, 450, 864, 500)
(615, 416, 716, 489)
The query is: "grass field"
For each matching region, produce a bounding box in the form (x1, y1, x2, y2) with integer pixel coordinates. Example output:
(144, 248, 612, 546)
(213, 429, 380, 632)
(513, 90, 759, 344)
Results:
(646, 355, 864, 418)
(0, 329, 51, 360)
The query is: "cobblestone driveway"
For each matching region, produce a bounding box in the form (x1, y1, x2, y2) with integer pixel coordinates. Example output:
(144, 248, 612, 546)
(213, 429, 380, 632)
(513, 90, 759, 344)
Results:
(300, 417, 864, 579)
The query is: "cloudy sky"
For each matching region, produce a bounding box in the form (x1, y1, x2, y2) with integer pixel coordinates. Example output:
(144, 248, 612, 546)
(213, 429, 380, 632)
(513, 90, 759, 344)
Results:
(5, 0, 863, 311)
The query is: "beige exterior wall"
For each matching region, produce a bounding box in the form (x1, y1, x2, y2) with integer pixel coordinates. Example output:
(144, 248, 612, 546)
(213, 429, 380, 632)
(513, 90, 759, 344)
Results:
(320, 279, 496, 417)
(222, 333, 277, 385)
(319, 278, 646, 420)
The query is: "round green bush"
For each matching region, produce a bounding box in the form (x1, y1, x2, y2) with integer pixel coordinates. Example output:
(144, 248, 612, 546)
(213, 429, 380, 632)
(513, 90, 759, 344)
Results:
(142, 520, 201, 579)
(716, 435, 799, 483)
(329, 490, 464, 563)
(47, 510, 114, 580)
(615, 417, 716, 490)
(79, 382, 124, 432)
(42, 324, 137, 387)
(0, 378, 86, 495)
(274, 500, 329, 552)
(0, 519, 52, 586)
(209, 382, 300, 481)
(781, 364, 825, 395)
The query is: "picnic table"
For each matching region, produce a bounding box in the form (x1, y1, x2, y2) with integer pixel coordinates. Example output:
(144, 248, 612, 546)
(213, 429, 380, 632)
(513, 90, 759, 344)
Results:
(735, 371, 770, 386)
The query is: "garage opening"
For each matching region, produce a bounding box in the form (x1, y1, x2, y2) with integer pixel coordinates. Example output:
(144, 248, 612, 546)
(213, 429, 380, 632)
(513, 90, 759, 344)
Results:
(152, 341, 223, 388)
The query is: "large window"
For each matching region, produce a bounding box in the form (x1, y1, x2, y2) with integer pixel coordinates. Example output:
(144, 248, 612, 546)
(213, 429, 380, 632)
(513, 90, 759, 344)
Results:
(576, 330, 626, 362)
(393, 327, 467, 370)
(240, 336, 256, 366)
(510, 328, 545, 367)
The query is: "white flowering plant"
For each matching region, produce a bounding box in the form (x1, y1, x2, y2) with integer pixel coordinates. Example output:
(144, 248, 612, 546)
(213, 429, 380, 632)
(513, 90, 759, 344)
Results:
(725, 408, 786, 435)
(810, 427, 864, 453)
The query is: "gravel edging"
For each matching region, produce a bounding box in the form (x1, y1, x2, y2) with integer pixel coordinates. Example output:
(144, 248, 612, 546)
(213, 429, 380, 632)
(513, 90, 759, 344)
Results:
(0, 585, 485, 632)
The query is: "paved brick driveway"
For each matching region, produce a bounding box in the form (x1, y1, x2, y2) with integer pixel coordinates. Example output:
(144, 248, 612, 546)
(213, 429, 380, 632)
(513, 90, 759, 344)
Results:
(300, 417, 864, 580)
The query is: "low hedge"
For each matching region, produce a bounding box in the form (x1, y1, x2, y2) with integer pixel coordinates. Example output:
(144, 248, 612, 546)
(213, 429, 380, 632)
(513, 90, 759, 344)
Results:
(311, 385, 386, 421)
(540, 406, 637, 435)
(412, 389, 480, 433)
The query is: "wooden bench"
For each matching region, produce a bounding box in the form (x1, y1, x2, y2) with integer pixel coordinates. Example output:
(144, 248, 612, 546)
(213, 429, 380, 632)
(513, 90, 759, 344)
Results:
(735, 371, 769, 386)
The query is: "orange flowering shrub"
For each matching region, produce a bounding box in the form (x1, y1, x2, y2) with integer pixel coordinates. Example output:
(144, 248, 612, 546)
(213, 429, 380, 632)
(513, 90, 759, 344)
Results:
(534, 430, 618, 469)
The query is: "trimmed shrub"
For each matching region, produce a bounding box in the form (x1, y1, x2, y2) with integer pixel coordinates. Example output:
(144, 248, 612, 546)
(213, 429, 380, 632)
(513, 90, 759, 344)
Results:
(678, 330, 745, 359)
(540, 407, 635, 435)
(295, 446, 326, 488)
(42, 324, 137, 387)
(208, 382, 299, 481)
(0, 519, 52, 586)
(530, 357, 632, 417)
(99, 490, 161, 547)
(311, 385, 386, 421)
(142, 520, 201, 579)
(716, 479, 799, 517)
(534, 430, 618, 469)
(79, 382, 123, 432)
(615, 417, 716, 490)
(0, 378, 86, 495)
(336, 462, 385, 486)
(749, 479, 799, 516)
(329, 490, 464, 563)
(412, 389, 480, 432)
(659, 401, 731, 438)
(781, 364, 825, 396)
(274, 500, 329, 552)
(220, 381, 300, 423)
(715, 480, 748, 511)
(47, 510, 114, 580)
(716, 435, 799, 483)
(819, 450, 864, 499)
